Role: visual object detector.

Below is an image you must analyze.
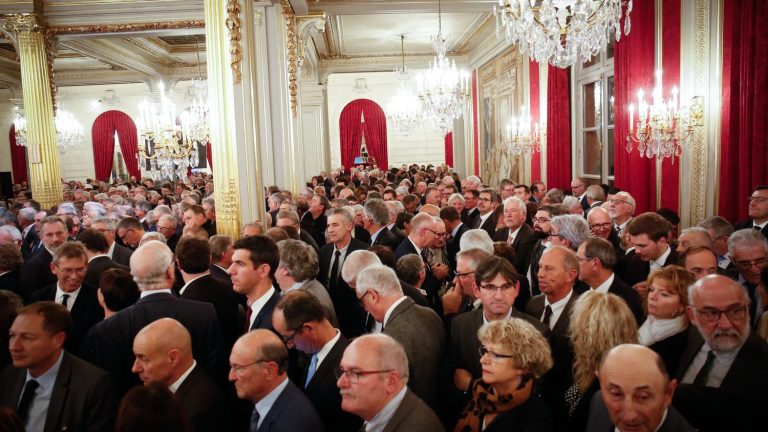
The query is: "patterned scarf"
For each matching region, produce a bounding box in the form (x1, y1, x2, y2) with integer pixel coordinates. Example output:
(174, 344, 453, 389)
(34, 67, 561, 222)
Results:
(454, 378, 533, 432)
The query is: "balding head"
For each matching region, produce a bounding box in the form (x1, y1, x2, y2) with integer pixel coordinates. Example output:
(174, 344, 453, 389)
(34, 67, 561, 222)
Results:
(130, 241, 174, 291)
(131, 318, 193, 386)
(687, 274, 750, 352)
(341, 250, 381, 287)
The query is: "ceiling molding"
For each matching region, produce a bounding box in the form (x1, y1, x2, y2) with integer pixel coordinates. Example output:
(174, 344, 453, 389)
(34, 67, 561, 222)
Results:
(60, 39, 161, 76)
(48, 20, 205, 37)
(309, 0, 498, 15)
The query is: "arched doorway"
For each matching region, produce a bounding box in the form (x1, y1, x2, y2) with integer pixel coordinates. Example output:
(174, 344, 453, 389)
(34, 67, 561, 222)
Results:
(339, 99, 388, 170)
(92, 110, 140, 181)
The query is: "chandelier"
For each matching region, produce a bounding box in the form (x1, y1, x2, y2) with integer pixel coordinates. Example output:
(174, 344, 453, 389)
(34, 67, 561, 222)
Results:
(416, 0, 470, 133)
(493, 0, 633, 68)
(13, 108, 85, 154)
(626, 70, 704, 162)
(386, 34, 423, 135)
(181, 40, 210, 144)
(137, 81, 199, 180)
(504, 107, 542, 155)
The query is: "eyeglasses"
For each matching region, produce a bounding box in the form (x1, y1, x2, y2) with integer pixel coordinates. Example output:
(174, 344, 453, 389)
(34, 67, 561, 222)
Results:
(55, 267, 87, 276)
(453, 270, 475, 279)
(571, 184, 585, 190)
(479, 282, 516, 293)
(547, 232, 561, 239)
(334, 366, 393, 383)
(281, 323, 306, 345)
(608, 199, 630, 206)
(477, 197, 492, 202)
(357, 290, 371, 304)
(747, 196, 768, 204)
(733, 258, 768, 269)
(478, 346, 515, 362)
(589, 222, 613, 231)
(425, 228, 448, 238)
(230, 359, 268, 374)
(532, 217, 551, 223)
(117, 228, 134, 242)
(692, 305, 748, 323)
(575, 255, 594, 263)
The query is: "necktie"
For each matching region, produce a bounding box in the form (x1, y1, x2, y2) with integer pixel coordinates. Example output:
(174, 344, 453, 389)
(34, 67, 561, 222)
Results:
(17, 379, 39, 423)
(329, 250, 341, 287)
(250, 407, 261, 432)
(61, 294, 70, 309)
(507, 234, 515, 246)
(693, 350, 717, 386)
(542, 305, 553, 329)
(244, 305, 253, 332)
(305, 354, 318, 388)
(754, 226, 762, 231)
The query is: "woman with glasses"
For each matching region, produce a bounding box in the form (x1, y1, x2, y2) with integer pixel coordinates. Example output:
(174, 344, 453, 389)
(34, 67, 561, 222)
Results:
(639, 266, 695, 373)
(454, 318, 554, 432)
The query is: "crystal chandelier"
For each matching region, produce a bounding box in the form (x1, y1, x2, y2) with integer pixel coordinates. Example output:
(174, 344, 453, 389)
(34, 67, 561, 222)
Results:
(626, 71, 704, 162)
(386, 34, 423, 135)
(416, 0, 470, 133)
(181, 40, 210, 144)
(493, 0, 633, 68)
(13, 108, 85, 154)
(504, 107, 542, 155)
(137, 81, 199, 180)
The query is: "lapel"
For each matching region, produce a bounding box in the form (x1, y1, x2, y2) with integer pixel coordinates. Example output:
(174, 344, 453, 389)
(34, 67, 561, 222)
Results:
(305, 335, 349, 392)
(44, 352, 72, 432)
(385, 298, 414, 329)
(553, 291, 578, 336)
(257, 380, 293, 432)
(527, 294, 545, 318)
(251, 290, 279, 330)
(382, 389, 416, 432)
(675, 328, 704, 379)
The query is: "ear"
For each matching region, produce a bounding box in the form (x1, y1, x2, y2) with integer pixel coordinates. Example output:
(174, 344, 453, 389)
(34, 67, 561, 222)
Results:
(49, 262, 57, 275)
(97, 289, 105, 308)
(664, 379, 678, 406)
(52, 331, 66, 349)
(686, 306, 696, 324)
(168, 349, 181, 365)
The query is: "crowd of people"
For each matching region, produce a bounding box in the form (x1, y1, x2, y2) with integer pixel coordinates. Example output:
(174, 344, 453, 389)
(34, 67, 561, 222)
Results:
(0, 165, 767, 432)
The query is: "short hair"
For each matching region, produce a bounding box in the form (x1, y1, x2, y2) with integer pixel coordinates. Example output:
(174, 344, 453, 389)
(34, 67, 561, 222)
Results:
(175, 237, 211, 273)
(276, 290, 326, 329)
(0, 225, 22, 243)
(447, 193, 465, 205)
(688, 274, 750, 308)
(325, 207, 354, 226)
(355, 264, 403, 297)
(241, 222, 265, 237)
(40, 215, 66, 232)
(209, 235, 233, 262)
(341, 250, 381, 283)
(396, 255, 424, 285)
(253, 330, 289, 374)
(52, 242, 88, 266)
(478, 318, 552, 380)
(116, 217, 144, 232)
(537, 204, 566, 218)
(131, 242, 174, 290)
(455, 248, 493, 270)
(18, 301, 72, 338)
(626, 212, 672, 241)
(464, 175, 482, 188)
(313, 194, 331, 212)
(479, 187, 499, 203)
(545, 188, 565, 203)
(275, 210, 300, 226)
(439, 206, 461, 223)
(503, 196, 527, 215)
(363, 199, 390, 226)
(140, 232, 167, 245)
(562, 196, 582, 212)
(18, 207, 36, 223)
(184, 204, 205, 217)
(277, 239, 318, 281)
(475, 255, 520, 286)
(201, 197, 215, 211)
(351, 334, 409, 383)
(78, 228, 109, 253)
(232, 235, 280, 278)
(656, 207, 680, 226)
(99, 269, 140, 311)
(728, 228, 768, 257)
(679, 245, 717, 268)
(0, 290, 23, 343)
(551, 214, 590, 250)
(58, 202, 77, 215)
(645, 265, 695, 321)
(543, 245, 580, 273)
(158, 214, 178, 228)
(265, 227, 289, 243)
(116, 384, 191, 432)
(697, 216, 734, 239)
(459, 229, 494, 254)
(0, 243, 23, 272)
(679, 227, 713, 247)
(580, 237, 617, 269)
(586, 184, 605, 201)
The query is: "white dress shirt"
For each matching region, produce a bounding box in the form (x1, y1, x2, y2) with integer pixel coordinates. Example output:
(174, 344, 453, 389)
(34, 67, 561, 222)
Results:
(169, 360, 197, 393)
(248, 287, 276, 329)
(55, 284, 81, 312)
(543, 289, 574, 330)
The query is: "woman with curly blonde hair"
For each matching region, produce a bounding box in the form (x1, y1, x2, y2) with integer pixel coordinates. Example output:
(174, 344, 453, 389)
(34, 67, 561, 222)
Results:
(565, 291, 638, 432)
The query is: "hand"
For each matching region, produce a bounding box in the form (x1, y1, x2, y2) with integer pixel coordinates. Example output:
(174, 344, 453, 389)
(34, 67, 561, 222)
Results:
(432, 263, 450, 280)
(442, 285, 463, 315)
(454, 368, 473, 392)
(633, 281, 649, 298)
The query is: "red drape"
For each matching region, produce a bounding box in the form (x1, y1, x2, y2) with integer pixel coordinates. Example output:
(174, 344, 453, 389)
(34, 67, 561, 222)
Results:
(206, 141, 213, 172)
(660, 0, 681, 212)
(472, 71, 480, 175)
(339, 99, 388, 169)
(545, 65, 571, 190)
(529, 60, 541, 183)
(719, 0, 768, 222)
(9, 126, 28, 184)
(614, 0, 656, 213)
(92, 110, 141, 181)
(444, 132, 454, 167)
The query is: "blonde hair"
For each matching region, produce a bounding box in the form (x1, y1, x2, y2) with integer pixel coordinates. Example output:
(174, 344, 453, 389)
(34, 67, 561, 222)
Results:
(478, 318, 553, 379)
(645, 265, 695, 322)
(569, 291, 638, 392)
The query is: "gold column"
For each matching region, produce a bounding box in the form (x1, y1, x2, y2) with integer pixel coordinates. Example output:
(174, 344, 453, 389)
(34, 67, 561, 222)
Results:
(204, 0, 243, 238)
(3, 14, 62, 209)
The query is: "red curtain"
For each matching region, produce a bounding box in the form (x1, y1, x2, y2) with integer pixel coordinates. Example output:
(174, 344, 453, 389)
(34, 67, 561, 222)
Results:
(719, 0, 768, 223)
(472, 71, 480, 175)
(92, 110, 140, 181)
(545, 65, 571, 190)
(660, 0, 681, 212)
(206, 141, 213, 172)
(444, 132, 454, 167)
(339, 99, 388, 169)
(9, 126, 28, 184)
(529, 60, 541, 183)
(614, 0, 656, 214)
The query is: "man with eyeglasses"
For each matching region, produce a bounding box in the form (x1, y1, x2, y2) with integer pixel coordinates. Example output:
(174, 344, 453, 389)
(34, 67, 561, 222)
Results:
(471, 188, 499, 238)
(394, 212, 447, 311)
(570, 176, 590, 211)
(698, 216, 735, 271)
(20, 216, 68, 300)
(229, 329, 323, 432)
(115, 217, 146, 251)
(441, 248, 492, 326)
(272, 290, 362, 432)
(462, 189, 480, 226)
(337, 333, 444, 431)
(527, 204, 566, 296)
(492, 197, 537, 275)
(726, 228, 768, 325)
(734, 185, 768, 239)
(587, 207, 624, 256)
(675, 275, 768, 431)
(92, 216, 134, 266)
(608, 191, 636, 241)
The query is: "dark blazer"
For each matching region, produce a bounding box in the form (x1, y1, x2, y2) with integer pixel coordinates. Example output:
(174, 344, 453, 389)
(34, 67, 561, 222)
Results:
(382, 388, 444, 432)
(0, 351, 118, 432)
(616, 247, 679, 287)
(20, 226, 39, 258)
(606, 274, 645, 325)
(209, 263, 231, 284)
(19, 247, 56, 301)
(181, 274, 241, 350)
(248, 289, 281, 332)
(389, 225, 406, 243)
(400, 279, 431, 308)
(301, 335, 362, 432)
(526, 290, 580, 338)
(111, 243, 134, 267)
(85, 255, 129, 289)
(353, 225, 371, 244)
(383, 297, 445, 410)
(176, 364, 230, 432)
(445, 223, 468, 271)
(301, 212, 327, 247)
(587, 390, 695, 432)
(492, 223, 538, 275)
(318, 238, 370, 337)
(735, 219, 768, 239)
(528, 240, 546, 296)
(82, 292, 222, 394)
(299, 229, 320, 252)
(478, 393, 555, 432)
(0, 270, 23, 298)
(474, 212, 498, 238)
(393, 237, 419, 261)
(256, 379, 323, 432)
(648, 328, 689, 375)
(371, 227, 400, 251)
(29, 283, 104, 356)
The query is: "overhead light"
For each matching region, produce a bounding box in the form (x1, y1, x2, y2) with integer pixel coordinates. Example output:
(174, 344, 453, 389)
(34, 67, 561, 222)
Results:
(386, 34, 423, 135)
(14, 108, 84, 154)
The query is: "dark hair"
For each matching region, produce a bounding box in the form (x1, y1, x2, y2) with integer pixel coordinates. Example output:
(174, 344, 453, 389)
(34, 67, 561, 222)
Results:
(184, 204, 205, 217)
(439, 206, 460, 222)
(581, 237, 618, 270)
(116, 384, 191, 432)
(626, 212, 672, 241)
(396, 255, 424, 286)
(368, 246, 396, 268)
(475, 255, 520, 286)
(116, 217, 144, 232)
(656, 207, 680, 226)
(232, 235, 280, 279)
(175, 237, 211, 273)
(396, 212, 413, 230)
(0, 244, 23, 272)
(18, 302, 72, 339)
(99, 269, 140, 312)
(276, 290, 326, 329)
(79, 228, 110, 253)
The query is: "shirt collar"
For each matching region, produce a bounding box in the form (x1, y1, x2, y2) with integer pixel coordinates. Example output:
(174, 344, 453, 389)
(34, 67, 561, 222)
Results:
(383, 296, 408, 327)
(593, 273, 615, 294)
(140, 289, 173, 298)
(179, 273, 209, 296)
(370, 226, 387, 244)
(285, 280, 305, 293)
(482, 307, 513, 325)
(87, 254, 110, 263)
(754, 220, 768, 230)
(315, 330, 341, 368)
(651, 245, 672, 267)
(545, 288, 573, 312)
(27, 350, 64, 382)
(253, 377, 289, 423)
(365, 386, 408, 430)
(169, 360, 197, 393)
(451, 223, 464, 237)
(107, 241, 116, 258)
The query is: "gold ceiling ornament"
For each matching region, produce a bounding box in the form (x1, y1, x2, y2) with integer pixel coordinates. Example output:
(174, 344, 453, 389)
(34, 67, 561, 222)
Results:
(283, 6, 298, 116)
(47, 20, 205, 36)
(226, 0, 242, 84)
(2, 14, 57, 111)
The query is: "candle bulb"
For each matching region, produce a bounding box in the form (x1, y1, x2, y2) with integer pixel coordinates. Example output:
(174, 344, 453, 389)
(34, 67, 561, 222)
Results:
(628, 103, 634, 132)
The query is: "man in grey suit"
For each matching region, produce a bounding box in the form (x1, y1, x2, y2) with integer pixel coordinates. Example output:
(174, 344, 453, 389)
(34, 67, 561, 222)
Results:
(337, 334, 444, 432)
(587, 344, 695, 432)
(355, 264, 445, 410)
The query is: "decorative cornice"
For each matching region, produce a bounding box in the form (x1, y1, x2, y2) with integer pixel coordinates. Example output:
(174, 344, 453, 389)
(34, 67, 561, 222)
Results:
(47, 20, 204, 36)
(225, 0, 242, 83)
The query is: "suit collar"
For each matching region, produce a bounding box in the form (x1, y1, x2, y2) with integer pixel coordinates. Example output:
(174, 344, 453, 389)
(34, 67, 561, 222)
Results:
(383, 297, 414, 328)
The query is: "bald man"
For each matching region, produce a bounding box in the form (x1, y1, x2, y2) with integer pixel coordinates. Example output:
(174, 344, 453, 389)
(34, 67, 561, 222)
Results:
(588, 344, 694, 432)
(132, 318, 229, 432)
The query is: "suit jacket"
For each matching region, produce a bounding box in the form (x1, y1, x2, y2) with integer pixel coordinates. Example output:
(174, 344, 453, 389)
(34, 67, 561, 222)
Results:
(389, 225, 406, 243)
(19, 247, 56, 301)
(382, 389, 444, 432)
(353, 225, 371, 244)
(318, 238, 370, 337)
(176, 364, 230, 432)
(480, 393, 555, 432)
(256, 379, 323, 432)
(301, 335, 362, 432)
(371, 226, 400, 251)
(85, 255, 129, 289)
(29, 283, 104, 356)
(249, 289, 281, 331)
(735, 219, 768, 239)
(528, 240, 546, 296)
(648, 328, 689, 376)
(605, 274, 645, 325)
(299, 229, 320, 253)
(301, 212, 327, 247)
(526, 290, 580, 338)
(474, 211, 498, 238)
(296, 279, 338, 327)
(492, 223, 538, 275)
(110, 243, 134, 267)
(393, 238, 442, 311)
(383, 297, 445, 409)
(82, 292, 222, 395)
(181, 274, 241, 350)
(616, 247, 679, 287)
(0, 351, 118, 432)
(0, 270, 22, 298)
(445, 223, 468, 271)
(393, 237, 419, 261)
(587, 390, 695, 432)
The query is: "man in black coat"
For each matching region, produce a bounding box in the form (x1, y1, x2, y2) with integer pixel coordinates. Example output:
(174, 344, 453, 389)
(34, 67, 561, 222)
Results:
(734, 185, 768, 239)
(80, 228, 129, 289)
(492, 196, 538, 275)
(229, 235, 282, 332)
(440, 206, 468, 272)
(20, 216, 68, 300)
(364, 199, 400, 251)
(471, 188, 499, 238)
(92, 216, 134, 265)
(617, 212, 678, 295)
(301, 194, 330, 247)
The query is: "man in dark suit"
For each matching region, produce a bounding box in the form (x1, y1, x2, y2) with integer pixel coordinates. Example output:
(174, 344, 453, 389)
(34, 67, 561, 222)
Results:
(570, 176, 591, 211)
(725, 228, 768, 325)
(209, 234, 237, 299)
(393, 213, 447, 311)
(734, 184, 768, 239)
(526, 246, 581, 338)
(20, 215, 67, 300)
(337, 334, 444, 431)
(301, 194, 330, 247)
(527, 205, 566, 296)
(229, 329, 323, 432)
(493, 196, 538, 274)
(384, 200, 407, 243)
(28, 242, 104, 355)
(80, 228, 129, 289)
(81, 241, 222, 395)
(272, 291, 362, 432)
(318, 208, 370, 337)
(91, 216, 135, 265)
(617, 212, 678, 296)
(17, 207, 38, 259)
(440, 206, 468, 272)
(132, 318, 230, 432)
(156, 214, 182, 252)
(461, 189, 480, 227)
(577, 238, 644, 324)
(674, 275, 768, 431)
(365, 199, 400, 251)
(355, 264, 444, 409)
(230, 235, 282, 332)
(471, 188, 499, 237)
(276, 210, 320, 252)
(183, 204, 216, 237)
(1, 302, 117, 431)
(0, 244, 23, 298)
(588, 344, 695, 432)
(588, 207, 625, 257)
